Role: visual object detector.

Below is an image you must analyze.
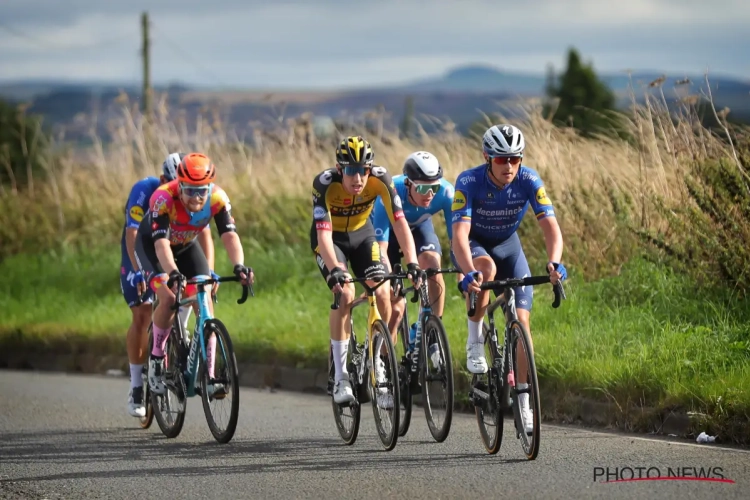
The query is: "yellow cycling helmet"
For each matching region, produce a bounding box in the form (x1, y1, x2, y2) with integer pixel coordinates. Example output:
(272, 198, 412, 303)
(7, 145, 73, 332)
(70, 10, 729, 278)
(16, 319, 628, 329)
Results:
(335, 136, 374, 166)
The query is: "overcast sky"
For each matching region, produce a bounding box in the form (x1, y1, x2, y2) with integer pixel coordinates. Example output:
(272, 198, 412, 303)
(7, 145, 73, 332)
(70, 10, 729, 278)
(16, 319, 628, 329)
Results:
(1, 0, 749, 90)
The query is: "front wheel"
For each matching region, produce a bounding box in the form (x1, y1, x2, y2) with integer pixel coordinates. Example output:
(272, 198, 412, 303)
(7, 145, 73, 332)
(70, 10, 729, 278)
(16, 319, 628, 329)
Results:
(509, 320, 541, 460)
(369, 319, 400, 451)
(420, 314, 454, 443)
(329, 334, 362, 445)
(152, 330, 187, 439)
(200, 319, 241, 444)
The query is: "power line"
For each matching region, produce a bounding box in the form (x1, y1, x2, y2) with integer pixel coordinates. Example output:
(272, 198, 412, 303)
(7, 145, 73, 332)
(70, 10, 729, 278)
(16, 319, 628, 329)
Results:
(0, 22, 136, 52)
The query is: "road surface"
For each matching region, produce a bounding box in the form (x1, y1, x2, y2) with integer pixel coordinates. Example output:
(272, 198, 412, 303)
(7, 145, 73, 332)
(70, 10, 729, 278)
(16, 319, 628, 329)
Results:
(1, 370, 748, 499)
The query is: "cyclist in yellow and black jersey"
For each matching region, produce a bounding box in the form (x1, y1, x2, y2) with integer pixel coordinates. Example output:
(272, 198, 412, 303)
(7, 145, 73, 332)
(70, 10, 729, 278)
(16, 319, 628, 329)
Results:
(311, 135, 424, 406)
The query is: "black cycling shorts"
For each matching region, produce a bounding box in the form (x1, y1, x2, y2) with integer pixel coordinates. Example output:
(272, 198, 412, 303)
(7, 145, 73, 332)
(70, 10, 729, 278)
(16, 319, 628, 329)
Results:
(310, 223, 386, 283)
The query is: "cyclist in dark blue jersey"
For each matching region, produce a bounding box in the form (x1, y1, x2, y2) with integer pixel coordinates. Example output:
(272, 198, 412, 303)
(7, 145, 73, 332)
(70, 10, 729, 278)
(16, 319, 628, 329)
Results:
(120, 153, 216, 418)
(451, 124, 567, 434)
(371, 151, 454, 343)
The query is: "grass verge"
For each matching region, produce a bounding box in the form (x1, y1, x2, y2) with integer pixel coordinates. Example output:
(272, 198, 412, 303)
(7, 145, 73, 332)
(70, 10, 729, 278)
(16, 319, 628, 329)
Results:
(1, 243, 749, 443)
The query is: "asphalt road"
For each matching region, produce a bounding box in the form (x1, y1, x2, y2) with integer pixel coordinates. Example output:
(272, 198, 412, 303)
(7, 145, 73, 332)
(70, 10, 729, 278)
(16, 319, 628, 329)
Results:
(1, 370, 748, 500)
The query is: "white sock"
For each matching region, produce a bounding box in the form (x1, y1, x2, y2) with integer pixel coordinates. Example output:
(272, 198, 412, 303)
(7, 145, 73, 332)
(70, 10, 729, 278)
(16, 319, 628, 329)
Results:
(130, 364, 143, 389)
(467, 319, 483, 346)
(178, 306, 192, 332)
(517, 383, 530, 409)
(331, 340, 349, 382)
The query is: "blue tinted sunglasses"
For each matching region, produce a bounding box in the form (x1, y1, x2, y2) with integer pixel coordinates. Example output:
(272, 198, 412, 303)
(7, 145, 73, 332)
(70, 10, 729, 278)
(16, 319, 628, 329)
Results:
(180, 183, 211, 198)
(342, 165, 371, 176)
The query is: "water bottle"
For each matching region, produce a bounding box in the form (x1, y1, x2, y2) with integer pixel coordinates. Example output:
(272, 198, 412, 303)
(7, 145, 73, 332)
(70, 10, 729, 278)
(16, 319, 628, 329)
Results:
(428, 343, 441, 368)
(407, 322, 417, 351)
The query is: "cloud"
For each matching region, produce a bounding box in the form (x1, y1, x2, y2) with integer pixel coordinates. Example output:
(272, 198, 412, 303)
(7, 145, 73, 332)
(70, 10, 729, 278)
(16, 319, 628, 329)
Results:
(1, 0, 748, 88)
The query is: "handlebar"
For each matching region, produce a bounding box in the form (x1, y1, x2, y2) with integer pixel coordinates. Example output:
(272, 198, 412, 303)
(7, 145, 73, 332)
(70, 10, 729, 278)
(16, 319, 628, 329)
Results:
(329, 271, 414, 310)
(167, 274, 254, 311)
(466, 275, 566, 317)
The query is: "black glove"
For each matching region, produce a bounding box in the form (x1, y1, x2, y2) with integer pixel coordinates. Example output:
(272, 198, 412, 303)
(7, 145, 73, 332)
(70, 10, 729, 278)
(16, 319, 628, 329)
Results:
(406, 262, 425, 283)
(326, 266, 347, 290)
(167, 269, 185, 290)
(233, 264, 251, 280)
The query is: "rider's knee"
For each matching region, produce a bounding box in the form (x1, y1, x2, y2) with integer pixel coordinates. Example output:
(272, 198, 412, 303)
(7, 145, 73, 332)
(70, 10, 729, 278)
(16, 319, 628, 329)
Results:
(339, 283, 356, 306)
(475, 257, 496, 279)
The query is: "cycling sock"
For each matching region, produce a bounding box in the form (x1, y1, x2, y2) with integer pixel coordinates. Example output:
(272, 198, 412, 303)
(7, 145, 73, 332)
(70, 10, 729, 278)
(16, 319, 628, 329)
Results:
(151, 325, 170, 357)
(331, 339, 349, 382)
(130, 364, 143, 389)
(206, 333, 217, 379)
(467, 319, 483, 345)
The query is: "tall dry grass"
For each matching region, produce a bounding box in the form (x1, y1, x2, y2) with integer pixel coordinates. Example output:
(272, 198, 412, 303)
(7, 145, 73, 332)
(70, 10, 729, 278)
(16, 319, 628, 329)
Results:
(0, 87, 740, 280)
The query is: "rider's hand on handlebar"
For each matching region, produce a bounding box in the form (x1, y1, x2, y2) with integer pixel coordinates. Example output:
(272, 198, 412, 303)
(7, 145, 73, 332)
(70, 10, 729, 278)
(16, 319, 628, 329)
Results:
(167, 269, 185, 293)
(460, 270, 482, 294)
(233, 264, 254, 287)
(326, 266, 348, 294)
(406, 262, 425, 289)
(546, 261, 567, 285)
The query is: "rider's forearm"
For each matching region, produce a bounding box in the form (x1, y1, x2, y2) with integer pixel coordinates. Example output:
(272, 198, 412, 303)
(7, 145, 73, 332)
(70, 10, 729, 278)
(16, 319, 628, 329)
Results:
(392, 218, 418, 264)
(154, 239, 178, 275)
(220, 232, 244, 267)
(316, 230, 341, 272)
(539, 217, 564, 263)
(451, 222, 476, 274)
(125, 228, 140, 270)
(198, 227, 215, 270)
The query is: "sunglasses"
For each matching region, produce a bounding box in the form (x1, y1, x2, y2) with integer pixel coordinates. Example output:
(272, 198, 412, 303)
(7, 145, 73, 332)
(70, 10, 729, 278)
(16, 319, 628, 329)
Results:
(180, 183, 211, 198)
(491, 156, 522, 166)
(413, 182, 441, 195)
(342, 165, 371, 176)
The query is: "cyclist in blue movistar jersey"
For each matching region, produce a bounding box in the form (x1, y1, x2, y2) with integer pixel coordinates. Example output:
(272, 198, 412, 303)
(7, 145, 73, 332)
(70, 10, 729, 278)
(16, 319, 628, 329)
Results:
(371, 151, 454, 340)
(451, 124, 567, 434)
(120, 152, 217, 418)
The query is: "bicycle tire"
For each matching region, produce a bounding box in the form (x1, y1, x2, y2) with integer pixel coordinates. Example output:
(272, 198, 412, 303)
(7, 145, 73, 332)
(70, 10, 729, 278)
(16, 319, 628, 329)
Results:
(396, 314, 413, 438)
(329, 334, 361, 445)
(369, 319, 400, 451)
(138, 325, 155, 429)
(200, 318, 240, 444)
(420, 314, 454, 443)
(509, 320, 541, 460)
(151, 330, 187, 439)
(474, 322, 504, 454)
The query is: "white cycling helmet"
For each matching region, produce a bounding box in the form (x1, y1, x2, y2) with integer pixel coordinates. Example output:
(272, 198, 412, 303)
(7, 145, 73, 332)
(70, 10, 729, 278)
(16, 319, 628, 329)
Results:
(402, 151, 443, 182)
(482, 124, 525, 157)
(162, 152, 185, 181)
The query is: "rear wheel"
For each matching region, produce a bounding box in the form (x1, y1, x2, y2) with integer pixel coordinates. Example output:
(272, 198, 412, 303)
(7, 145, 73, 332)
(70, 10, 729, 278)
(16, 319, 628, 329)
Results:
(369, 320, 400, 451)
(420, 314, 454, 443)
(152, 330, 187, 439)
(200, 319, 241, 444)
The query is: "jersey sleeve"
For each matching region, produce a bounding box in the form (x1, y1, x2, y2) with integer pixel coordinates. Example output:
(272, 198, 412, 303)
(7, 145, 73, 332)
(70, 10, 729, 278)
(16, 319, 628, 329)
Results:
(210, 187, 237, 235)
(523, 169, 556, 221)
(451, 172, 474, 224)
(311, 170, 334, 231)
(148, 188, 173, 241)
(370, 166, 405, 225)
(371, 197, 391, 242)
(124, 182, 147, 229)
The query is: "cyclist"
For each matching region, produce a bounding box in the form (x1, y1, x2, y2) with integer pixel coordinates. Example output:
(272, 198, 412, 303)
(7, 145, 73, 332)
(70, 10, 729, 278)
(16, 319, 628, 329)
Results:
(121, 152, 218, 418)
(135, 152, 254, 398)
(371, 151, 454, 355)
(311, 135, 423, 407)
(451, 124, 567, 434)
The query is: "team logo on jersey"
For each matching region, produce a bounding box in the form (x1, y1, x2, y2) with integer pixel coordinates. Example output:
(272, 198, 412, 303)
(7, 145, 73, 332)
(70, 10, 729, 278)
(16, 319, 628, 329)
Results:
(371, 166, 386, 177)
(319, 171, 333, 185)
(535, 186, 552, 205)
(452, 190, 467, 211)
(393, 195, 403, 208)
(129, 206, 144, 222)
(313, 206, 327, 220)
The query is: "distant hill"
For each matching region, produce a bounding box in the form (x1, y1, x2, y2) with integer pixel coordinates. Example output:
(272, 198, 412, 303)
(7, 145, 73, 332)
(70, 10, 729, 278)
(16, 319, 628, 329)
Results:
(1, 64, 748, 141)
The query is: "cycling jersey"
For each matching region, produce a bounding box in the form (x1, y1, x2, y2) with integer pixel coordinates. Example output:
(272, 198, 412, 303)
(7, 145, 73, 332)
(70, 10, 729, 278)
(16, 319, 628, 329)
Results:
(370, 174, 454, 242)
(451, 164, 555, 241)
(311, 166, 405, 233)
(146, 180, 236, 248)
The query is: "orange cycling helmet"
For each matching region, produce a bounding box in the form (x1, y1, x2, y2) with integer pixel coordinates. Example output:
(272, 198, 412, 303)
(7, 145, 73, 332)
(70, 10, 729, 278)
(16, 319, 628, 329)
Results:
(176, 153, 216, 185)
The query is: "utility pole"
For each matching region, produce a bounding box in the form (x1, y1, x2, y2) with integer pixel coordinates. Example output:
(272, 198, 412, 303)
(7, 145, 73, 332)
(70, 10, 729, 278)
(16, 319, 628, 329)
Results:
(141, 12, 152, 118)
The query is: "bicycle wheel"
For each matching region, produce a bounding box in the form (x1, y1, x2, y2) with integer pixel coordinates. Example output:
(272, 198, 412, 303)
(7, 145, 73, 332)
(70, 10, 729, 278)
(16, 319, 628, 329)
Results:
(474, 322, 504, 454)
(420, 314, 454, 443)
(200, 318, 240, 444)
(509, 319, 541, 460)
(369, 319, 400, 451)
(152, 329, 187, 439)
(329, 333, 361, 445)
(138, 325, 154, 429)
(396, 313, 412, 438)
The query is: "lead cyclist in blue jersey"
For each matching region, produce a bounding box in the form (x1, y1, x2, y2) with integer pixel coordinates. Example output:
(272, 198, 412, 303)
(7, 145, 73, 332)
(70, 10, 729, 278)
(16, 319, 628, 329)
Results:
(371, 151, 454, 341)
(451, 124, 567, 434)
(120, 152, 218, 418)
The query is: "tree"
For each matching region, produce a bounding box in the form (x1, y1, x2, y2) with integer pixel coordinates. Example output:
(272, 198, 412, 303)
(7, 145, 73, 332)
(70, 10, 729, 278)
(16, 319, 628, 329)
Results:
(544, 48, 624, 138)
(0, 99, 50, 192)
